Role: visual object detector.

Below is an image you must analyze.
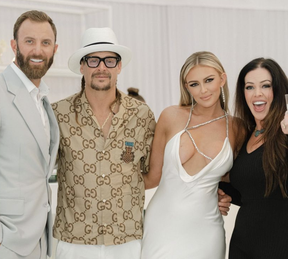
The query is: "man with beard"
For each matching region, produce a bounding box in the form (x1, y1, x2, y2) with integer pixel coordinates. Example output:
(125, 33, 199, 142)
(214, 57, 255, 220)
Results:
(52, 27, 156, 259)
(0, 10, 59, 259)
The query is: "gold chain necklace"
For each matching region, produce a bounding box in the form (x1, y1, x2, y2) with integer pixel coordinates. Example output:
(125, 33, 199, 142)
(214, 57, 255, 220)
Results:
(100, 102, 117, 130)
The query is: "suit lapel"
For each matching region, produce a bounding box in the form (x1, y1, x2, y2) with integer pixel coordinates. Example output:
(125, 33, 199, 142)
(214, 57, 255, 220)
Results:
(43, 96, 59, 174)
(4, 66, 51, 165)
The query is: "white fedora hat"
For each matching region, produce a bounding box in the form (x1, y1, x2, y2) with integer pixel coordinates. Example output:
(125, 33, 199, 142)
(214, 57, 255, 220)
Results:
(68, 27, 132, 75)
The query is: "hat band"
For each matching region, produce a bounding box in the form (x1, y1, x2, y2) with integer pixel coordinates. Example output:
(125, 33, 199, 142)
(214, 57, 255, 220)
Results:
(84, 42, 114, 47)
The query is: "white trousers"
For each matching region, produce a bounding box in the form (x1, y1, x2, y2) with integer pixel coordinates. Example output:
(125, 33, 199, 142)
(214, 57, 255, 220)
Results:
(55, 240, 141, 259)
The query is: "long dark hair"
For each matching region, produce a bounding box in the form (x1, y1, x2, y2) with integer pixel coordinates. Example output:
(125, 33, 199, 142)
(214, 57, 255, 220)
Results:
(235, 57, 288, 197)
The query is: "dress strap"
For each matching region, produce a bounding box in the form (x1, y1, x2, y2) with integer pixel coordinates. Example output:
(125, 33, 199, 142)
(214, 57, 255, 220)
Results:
(186, 111, 228, 131)
(184, 107, 229, 161)
(184, 105, 193, 129)
(225, 111, 229, 138)
(185, 130, 213, 161)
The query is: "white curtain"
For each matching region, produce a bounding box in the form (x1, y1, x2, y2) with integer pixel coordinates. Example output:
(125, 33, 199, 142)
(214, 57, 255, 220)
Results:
(113, 2, 288, 119)
(56, 1, 288, 118)
(1, 0, 288, 119)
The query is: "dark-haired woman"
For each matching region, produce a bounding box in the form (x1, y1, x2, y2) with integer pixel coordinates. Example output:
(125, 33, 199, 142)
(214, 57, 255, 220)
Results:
(223, 57, 288, 259)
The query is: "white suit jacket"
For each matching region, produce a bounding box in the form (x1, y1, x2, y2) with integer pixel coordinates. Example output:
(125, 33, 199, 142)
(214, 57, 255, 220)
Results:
(0, 65, 59, 257)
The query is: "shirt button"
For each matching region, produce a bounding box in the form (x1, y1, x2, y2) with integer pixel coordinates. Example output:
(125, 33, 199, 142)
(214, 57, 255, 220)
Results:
(103, 223, 107, 227)
(102, 150, 105, 154)
(102, 174, 105, 178)
(103, 199, 106, 203)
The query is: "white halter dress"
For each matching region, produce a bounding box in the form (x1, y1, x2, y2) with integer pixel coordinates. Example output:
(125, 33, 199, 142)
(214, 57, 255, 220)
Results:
(141, 110, 233, 259)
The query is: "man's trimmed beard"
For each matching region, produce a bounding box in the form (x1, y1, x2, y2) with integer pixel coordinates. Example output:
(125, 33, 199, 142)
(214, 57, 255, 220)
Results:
(91, 83, 111, 91)
(91, 72, 112, 91)
(16, 46, 54, 80)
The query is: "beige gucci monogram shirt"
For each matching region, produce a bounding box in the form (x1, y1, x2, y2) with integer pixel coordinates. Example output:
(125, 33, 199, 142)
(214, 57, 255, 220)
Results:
(52, 91, 155, 246)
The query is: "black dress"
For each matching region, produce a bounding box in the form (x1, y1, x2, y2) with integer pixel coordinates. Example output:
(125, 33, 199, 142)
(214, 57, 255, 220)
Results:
(228, 140, 288, 259)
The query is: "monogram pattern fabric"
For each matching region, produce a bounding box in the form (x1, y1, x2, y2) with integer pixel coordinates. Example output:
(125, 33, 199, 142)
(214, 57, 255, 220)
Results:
(52, 91, 155, 246)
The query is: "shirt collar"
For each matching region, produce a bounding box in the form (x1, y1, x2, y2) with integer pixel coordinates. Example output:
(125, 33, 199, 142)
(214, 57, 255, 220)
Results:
(11, 62, 49, 98)
(81, 89, 128, 108)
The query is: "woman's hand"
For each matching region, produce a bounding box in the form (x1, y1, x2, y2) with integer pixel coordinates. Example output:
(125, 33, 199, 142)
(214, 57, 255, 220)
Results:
(281, 111, 288, 134)
(218, 188, 232, 216)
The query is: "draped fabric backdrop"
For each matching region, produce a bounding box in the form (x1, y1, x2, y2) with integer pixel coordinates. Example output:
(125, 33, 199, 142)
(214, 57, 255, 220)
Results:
(0, 1, 287, 258)
(1, 0, 288, 119)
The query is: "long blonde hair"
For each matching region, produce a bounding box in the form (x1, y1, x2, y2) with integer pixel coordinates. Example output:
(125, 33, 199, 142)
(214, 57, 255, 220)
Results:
(179, 51, 229, 111)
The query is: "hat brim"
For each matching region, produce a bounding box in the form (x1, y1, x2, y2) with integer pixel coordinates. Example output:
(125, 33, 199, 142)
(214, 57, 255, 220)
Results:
(68, 44, 132, 75)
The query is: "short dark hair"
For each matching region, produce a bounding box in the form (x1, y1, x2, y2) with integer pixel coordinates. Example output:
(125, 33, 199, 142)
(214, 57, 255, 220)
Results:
(13, 10, 57, 42)
(127, 87, 145, 102)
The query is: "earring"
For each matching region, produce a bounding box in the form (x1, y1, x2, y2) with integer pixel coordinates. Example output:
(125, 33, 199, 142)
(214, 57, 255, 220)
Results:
(189, 93, 194, 107)
(221, 86, 225, 103)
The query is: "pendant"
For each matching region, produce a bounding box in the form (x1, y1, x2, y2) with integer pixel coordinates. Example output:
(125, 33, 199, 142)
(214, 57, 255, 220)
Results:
(254, 128, 265, 137)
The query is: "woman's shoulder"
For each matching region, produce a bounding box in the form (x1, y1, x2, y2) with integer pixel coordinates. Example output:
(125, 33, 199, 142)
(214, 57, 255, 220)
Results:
(157, 105, 189, 129)
(160, 105, 190, 119)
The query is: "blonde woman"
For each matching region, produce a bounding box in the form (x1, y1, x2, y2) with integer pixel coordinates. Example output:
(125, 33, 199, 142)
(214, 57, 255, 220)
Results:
(141, 51, 241, 259)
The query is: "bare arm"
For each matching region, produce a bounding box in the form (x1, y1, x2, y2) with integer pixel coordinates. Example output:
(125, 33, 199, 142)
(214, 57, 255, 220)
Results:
(143, 109, 169, 189)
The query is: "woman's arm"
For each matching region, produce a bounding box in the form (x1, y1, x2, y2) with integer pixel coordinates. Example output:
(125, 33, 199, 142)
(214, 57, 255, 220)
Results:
(219, 181, 242, 206)
(143, 108, 171, 189)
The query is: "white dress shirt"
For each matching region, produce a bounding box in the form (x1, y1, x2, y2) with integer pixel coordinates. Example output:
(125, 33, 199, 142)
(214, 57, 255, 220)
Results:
(11, 62, 51, 145)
